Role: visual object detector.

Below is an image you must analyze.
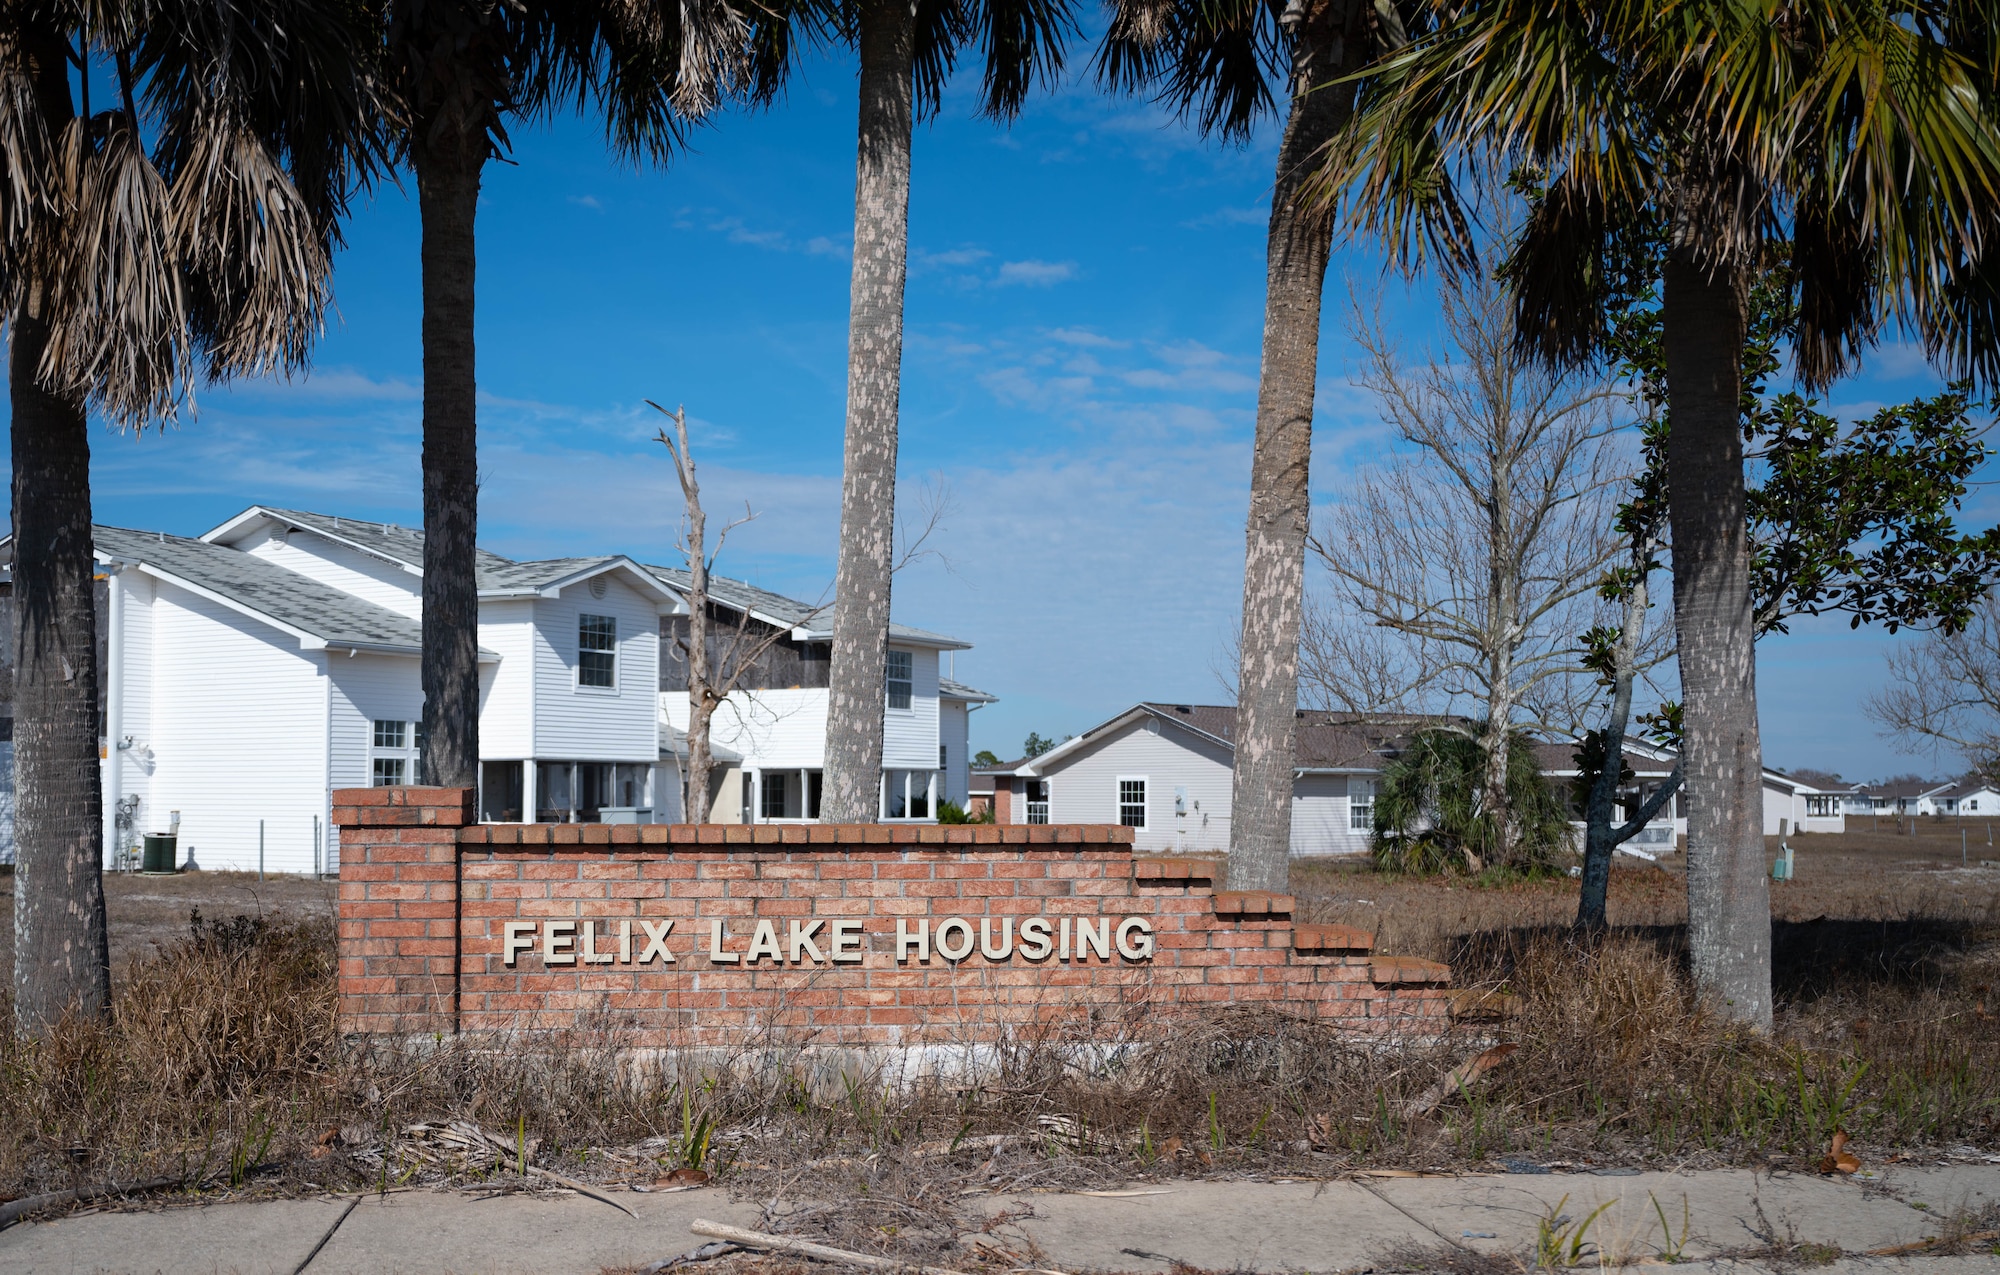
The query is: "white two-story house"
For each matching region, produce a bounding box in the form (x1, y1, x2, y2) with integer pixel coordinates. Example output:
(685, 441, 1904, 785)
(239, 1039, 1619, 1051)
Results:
(649, 566, 994, 823)
(52, 506, 989, 875)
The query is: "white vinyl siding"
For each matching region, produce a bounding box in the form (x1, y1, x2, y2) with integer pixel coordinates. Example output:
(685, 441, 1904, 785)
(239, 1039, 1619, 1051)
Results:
(939, 699, 969, 805)
(531, 575, 659, 761)
(234, 523, 423, 619)
(140, 582, 329, 873)
(475, 599, 535, 758)
(1291, 774, 1372, 856)
(881, 647, 940, 770)
(327, 654, 425, 793)
(660, 687, 831, 770)
(1040, 720, 1231, 853)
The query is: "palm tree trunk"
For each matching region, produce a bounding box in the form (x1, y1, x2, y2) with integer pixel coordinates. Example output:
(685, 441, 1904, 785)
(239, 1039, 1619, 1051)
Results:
(413, 130, 485, 792)
(1662, 258, 1772, 1030)
(821, 0, 914, 825)
(10, 303, 112, 1032)
(1228, 4, 1361, 892)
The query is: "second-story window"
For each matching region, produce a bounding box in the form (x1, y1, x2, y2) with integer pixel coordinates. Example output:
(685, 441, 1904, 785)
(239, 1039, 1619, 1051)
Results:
(579, 614, 617, 688)
(885, 649, 912, 710)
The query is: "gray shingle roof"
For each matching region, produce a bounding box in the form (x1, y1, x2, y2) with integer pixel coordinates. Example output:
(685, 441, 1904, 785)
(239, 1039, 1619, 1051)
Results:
(94, 525, 429, 653)
(251, 506, 519, 579)
(643, 564, 967, 648)
(940, 677, 996, 703)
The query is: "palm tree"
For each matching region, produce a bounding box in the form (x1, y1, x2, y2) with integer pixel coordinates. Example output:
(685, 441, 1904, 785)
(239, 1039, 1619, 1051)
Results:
(1, 0, 387, 1031)
(1094, 0, 1407, 890)
(388, 0, 777, 790)
(818, 0, 1078, 822)
(1315, 0, 2000, 1027)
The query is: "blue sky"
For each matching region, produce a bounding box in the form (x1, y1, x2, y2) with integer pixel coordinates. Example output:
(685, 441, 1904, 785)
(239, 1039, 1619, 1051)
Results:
(19, 46, 1992, 783)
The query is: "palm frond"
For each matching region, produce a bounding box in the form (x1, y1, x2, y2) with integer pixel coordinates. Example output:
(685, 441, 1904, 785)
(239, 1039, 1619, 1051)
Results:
(912, 0, 972, 120)
(970, 0, 1075, 120)
(169, 113, 332, 383)
(41, 116, 191, 426)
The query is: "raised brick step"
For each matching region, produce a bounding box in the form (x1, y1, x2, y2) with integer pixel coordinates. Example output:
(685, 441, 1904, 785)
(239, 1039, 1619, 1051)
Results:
(1211, 890, 1294, 917)
(1132, 857, 1217, 882)
(1370, 955, 1452, 985)
(1292, 923, 1375, 953)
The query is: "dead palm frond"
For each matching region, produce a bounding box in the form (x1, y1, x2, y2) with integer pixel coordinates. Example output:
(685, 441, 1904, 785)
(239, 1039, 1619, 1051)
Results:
(0, 0, 389, 429)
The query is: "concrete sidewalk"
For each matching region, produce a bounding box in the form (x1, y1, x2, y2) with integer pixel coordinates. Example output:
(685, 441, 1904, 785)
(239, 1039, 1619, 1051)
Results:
(1, 1164, 1995, 1274)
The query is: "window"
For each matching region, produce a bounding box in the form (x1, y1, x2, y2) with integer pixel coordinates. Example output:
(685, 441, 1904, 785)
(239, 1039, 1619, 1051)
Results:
(1806, 794, 1839, 817)
(579, 614, 617, 688)
(940, 744, 948, 770)
(882, 770, 936, 820)
(885, 650, 912, 710)
(371, 719, 423, 786)
(1118, 778, 1147, 828)
(1350, 781, 1376, 831)
(761, 771, 789, 820)
(1025, 779, 1049, 825)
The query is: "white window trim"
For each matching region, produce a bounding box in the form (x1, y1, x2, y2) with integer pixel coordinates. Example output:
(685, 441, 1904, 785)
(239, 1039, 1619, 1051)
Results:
(576, 613, 620, 694)
(1117, 775, 1148, 830)
(885, 649, 914, 714)
(371, 718, 423, 787)
(880, 768, 940, 822)
(1349, 779, 1376, 832)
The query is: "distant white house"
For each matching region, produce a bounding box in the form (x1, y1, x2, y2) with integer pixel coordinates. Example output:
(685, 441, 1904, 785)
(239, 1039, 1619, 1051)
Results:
(977, 702, 1851, 854)
(1930, 780, 2000, 817)
(0, 506, 990, 873)
(980, 704, 1443, 857)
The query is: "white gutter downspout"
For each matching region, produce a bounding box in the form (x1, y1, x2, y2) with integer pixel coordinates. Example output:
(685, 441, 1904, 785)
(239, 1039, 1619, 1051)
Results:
(103, 566, 123, 868)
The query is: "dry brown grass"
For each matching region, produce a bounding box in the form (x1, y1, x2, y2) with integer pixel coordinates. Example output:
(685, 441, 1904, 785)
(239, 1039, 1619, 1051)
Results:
(0, 837, 1995, 1228)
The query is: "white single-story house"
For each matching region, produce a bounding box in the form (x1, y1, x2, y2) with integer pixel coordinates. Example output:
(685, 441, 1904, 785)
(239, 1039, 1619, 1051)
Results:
(0, 505, 991, 873)
(977, 702, 1853, 855)
(978, 704, 1439, 857)
(1929, 780, 2000, 817)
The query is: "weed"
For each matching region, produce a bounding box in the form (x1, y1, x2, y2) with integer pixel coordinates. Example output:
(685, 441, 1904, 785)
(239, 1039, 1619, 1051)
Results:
(1649, 1191, 1692, 1262)
(1533, 1194, 1615, 1268)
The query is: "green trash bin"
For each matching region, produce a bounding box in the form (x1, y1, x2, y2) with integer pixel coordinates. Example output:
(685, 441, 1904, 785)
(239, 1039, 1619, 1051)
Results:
(141, 834, 177, 874)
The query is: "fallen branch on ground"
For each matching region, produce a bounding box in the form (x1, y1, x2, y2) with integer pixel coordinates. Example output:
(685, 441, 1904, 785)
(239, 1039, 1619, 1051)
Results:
(0, 1175, 184, 1229)
(690, 1217, 973, 1275)
(1405, 1044, 1518, 1119)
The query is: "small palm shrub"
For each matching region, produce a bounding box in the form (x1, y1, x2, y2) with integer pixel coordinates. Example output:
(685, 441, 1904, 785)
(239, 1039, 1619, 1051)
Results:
(1372, 726, 1572, 876)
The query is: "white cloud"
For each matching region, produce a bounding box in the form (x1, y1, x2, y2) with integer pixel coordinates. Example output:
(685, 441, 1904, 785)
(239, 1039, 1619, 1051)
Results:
(568, 194, 604, 211)
(994, 259, 1077, 287)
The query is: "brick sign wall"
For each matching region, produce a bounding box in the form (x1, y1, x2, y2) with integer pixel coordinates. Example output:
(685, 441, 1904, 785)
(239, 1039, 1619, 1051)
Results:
(336, 788, 1454, 1046)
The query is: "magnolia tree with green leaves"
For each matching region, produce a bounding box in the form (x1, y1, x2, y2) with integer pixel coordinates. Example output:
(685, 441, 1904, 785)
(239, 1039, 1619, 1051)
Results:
(1574, 257, 2000, 932)
(1313, 0, 2000, 1028)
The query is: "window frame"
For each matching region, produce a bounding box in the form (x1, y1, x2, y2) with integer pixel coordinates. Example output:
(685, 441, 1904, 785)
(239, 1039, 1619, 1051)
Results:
(371, 718, 424, 786)
(1349, 780, 1376, 832)
(577, 613, 618, 691)
(1117, 776, 1148, 829)
(884, 649, 913, 711)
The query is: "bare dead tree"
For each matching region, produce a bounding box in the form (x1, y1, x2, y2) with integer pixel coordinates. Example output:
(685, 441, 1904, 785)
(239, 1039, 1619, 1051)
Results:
(1309, 270, 1626, 868)
(653, 402, 953, 823)
(653, 402, 826, 822)
(1866, 595, 2000, 781)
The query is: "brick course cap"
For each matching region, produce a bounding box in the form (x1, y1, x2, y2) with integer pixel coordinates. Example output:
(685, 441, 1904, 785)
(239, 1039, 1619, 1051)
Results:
(1370, 955, 1452, 985)
(1292, 923, 1376, 953)
(1211, 890, 1295, 917)
(1132, 857, 1217, 881)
